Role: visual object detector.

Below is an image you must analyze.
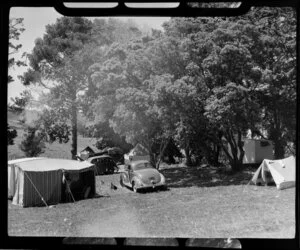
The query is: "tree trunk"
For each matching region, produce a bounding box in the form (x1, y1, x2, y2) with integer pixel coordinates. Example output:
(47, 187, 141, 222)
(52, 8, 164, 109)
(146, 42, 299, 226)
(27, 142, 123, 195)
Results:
(222, 129, 244, 172)
(71, 101, 77, 160)
(156, 137, 171, 169)
(150, 153, 156, 168)
(270, 107, 286, 159)
(237, 130, 245, 166)
(185, 145, 192, 166)
(213, 143, 221, 166)
(273, 139, 285, 159)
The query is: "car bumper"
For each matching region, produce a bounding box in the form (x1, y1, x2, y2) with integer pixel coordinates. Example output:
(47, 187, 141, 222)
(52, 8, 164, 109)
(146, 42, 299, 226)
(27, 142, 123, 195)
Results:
(136, 183, 166, 191)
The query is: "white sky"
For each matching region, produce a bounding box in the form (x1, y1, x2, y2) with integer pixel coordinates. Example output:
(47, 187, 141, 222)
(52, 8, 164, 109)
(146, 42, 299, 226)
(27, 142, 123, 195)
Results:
(8, 7, 170, 102)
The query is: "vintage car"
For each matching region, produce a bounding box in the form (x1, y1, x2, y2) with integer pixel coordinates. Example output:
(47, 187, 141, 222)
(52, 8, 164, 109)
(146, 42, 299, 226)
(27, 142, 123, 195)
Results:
(86, 155, 117, 175)
(119, 160, 166, 192)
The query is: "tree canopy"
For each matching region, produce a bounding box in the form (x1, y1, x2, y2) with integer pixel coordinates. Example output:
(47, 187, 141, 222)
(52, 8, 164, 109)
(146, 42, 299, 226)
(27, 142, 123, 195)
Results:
(18, 8, 296, 170)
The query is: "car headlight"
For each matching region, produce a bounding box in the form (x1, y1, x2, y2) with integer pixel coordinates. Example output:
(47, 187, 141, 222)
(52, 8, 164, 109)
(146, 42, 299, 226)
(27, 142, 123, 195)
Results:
(160, 174, 166, 184)
(134, 178, 144, 187)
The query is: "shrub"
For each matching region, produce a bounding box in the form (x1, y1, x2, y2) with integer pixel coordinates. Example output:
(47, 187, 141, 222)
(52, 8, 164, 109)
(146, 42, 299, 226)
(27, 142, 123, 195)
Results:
(7, 123, 17, 145)
(19, 126, 45, 157)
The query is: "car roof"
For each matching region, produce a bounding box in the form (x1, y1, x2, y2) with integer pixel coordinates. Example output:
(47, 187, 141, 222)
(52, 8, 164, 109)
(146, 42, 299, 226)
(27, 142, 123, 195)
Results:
(87, 155, 112, 161)
(129, 160, 150, 167)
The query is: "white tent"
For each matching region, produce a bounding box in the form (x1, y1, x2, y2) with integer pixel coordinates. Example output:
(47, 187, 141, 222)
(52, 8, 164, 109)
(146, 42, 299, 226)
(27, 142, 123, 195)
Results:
(251, 156, 295, 190)
(124, 143, 150, 163)
(8, 158, 95, 207)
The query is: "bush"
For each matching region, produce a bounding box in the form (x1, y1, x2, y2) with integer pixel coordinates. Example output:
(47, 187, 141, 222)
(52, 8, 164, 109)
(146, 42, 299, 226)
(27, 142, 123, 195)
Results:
(7, 123, 17, 145)
(19, 126, 45, 157)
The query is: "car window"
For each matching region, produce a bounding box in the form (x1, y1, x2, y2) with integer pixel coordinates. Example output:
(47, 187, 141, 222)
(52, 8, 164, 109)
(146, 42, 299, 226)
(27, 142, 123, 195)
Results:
(132, 162, 153, 171)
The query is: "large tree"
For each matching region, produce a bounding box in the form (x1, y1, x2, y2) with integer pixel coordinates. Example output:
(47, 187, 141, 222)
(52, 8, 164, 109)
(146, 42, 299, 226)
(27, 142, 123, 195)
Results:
(20, 17, 93, 158)
(246, 8, 296, 158)
(162, 8, 296, 169)
(8, 18, 27, 146)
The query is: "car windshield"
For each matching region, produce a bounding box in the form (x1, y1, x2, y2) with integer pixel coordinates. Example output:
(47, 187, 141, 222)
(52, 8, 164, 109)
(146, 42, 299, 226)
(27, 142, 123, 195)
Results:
(132, 162, 153, 171)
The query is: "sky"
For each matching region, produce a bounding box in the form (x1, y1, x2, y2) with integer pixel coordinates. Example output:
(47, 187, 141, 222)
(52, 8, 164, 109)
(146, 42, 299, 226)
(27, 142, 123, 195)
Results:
(8, 7, 170, 102)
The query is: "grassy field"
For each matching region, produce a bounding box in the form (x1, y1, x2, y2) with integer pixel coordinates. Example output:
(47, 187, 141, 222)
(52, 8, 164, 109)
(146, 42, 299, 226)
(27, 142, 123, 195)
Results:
(8, 165, 295, 239)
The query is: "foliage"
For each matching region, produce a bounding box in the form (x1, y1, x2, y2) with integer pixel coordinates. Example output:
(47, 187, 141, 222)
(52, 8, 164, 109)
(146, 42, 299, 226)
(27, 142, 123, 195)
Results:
(34, 108, 71, 144)
(19, 126, 45, 157)
(9, 90, 32, 113)
(8, 18, 26, 83)
(21, 17, 144, 159)
(89, 121, 132, 153)
(248, 8, 296, 158)
(17, 9, 296, 170)
(7, 124, 17, 146)
(161, 8, 296, 169)
(8, 18, 26, 145)
(20, 17, 93, 158)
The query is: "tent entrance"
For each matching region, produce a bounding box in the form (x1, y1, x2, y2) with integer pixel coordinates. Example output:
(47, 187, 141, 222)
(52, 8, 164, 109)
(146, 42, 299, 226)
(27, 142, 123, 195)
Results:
(253, 167, 276, 186)
(61, 169, 95, 202)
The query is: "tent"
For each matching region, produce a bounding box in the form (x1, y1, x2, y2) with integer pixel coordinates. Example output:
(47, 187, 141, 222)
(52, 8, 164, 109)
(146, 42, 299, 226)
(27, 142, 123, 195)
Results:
(251, 156, 295, 190)
(8, 158, 96, 207)
(77, 145, 99, 160)
(124, 143, 150, 163)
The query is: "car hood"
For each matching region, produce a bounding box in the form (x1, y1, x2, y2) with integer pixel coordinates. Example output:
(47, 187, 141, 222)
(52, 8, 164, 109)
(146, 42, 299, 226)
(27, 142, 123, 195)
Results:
(135, 168, 161, 184)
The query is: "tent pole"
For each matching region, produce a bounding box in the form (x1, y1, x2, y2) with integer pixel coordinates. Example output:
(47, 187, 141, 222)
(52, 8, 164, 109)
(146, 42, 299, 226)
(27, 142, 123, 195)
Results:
(63, 172, 76, 203)
(24, 172, 48, 207)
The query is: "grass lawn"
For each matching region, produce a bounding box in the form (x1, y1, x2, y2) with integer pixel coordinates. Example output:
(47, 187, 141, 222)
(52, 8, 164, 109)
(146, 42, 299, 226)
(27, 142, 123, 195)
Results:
(7, 165, 295, 238)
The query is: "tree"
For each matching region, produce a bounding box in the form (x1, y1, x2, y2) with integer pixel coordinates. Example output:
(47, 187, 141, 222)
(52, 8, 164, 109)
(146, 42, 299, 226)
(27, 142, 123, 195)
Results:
(111, 85, 163, 167)
(205, 84, 260, 171)
(163, 8, 296, 169)
(8, 18, 26, 83)
(34, 108, 71, 144)
(89, 28, 210, 167)
(19, 126, 45, 157)
(9, 90, 32, 113)
(8, 18, 26, 146)
(7, 124, 17, 146)
(91, 122, 132, 153)
(20, 17, 93, 159)
(246, 8, 296, 158)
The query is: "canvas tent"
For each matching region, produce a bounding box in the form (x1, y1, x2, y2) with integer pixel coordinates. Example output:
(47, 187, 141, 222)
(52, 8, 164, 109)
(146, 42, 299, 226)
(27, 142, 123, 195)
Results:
(77, 145, 99, 160)
(124, 143, 150, 163)
(8, 158, 95, 207)
(251, 156, 295, 190)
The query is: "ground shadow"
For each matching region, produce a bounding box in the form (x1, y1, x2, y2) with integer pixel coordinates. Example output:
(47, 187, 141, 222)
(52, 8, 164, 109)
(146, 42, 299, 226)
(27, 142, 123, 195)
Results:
(160, 165, 256, 188)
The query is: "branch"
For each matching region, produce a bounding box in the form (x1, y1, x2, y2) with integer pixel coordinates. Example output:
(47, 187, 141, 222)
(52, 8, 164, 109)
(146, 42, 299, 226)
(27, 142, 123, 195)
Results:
(38, 79, 53, 90)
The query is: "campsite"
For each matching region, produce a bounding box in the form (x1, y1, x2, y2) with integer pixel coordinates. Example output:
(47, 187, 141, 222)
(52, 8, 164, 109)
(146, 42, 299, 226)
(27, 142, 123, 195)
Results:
(8, 162, 295, 238)
(7, 5, 296, 243)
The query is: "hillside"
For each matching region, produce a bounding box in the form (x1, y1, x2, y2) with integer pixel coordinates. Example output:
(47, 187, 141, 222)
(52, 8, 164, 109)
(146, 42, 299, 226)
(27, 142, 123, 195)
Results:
(7, 110, 98, 160)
